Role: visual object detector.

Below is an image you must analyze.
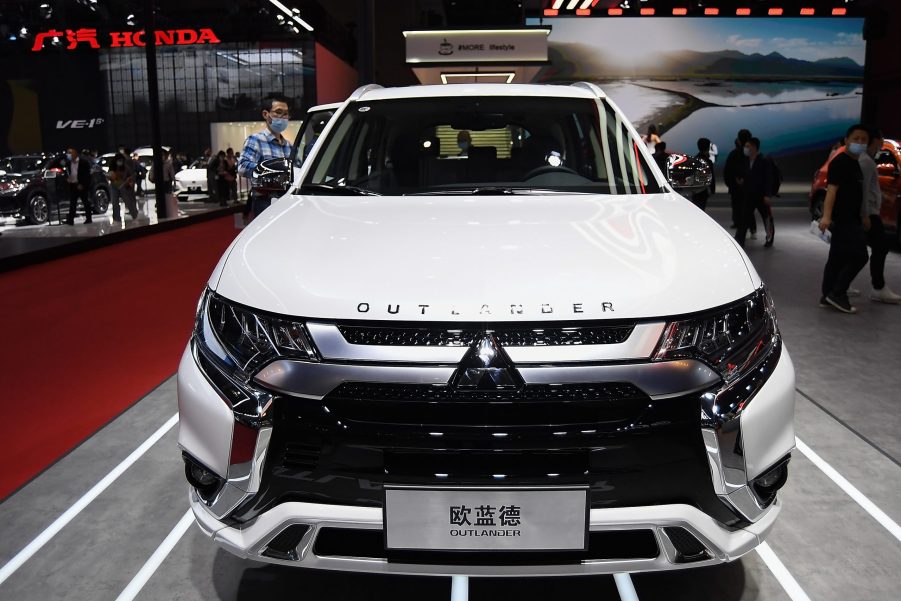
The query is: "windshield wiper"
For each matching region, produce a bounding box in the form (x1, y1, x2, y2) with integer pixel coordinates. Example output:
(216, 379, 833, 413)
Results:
(406, 187, 590, 196)
(299, 183, 381, 196)
(405, 186, 517, 196)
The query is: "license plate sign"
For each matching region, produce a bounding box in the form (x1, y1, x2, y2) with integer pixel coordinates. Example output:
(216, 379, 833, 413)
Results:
(384, 487, 588, 551)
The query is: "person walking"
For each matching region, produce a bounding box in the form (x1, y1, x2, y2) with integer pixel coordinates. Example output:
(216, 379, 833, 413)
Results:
(148, 149, 176, 216)
(859, 129, 901, 304)
(225, 148, 238, 203)
(736, 137, 776, 248)
(691, 137, 715, 211)
(818, 124, 872, 314)
(216, 150, 229, 207)
(206, 150, 220, 205)
(724, 129, 751, 231)
(109, 146, 138, 222)
(64, 147, 93, 225)
(238, 94, 293, 219)
(652, 141, 669, 176)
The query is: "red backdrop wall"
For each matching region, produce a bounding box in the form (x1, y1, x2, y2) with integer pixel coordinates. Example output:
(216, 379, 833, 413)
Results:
(315, 42, 360, 104)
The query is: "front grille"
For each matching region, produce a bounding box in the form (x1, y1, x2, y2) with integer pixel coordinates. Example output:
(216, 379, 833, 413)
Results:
(233, 388, 749, 530)
(337, 324, 634, 347)
(320, 382, 649, 429)
(339, 326, 479, 347)
(494, 326, 633, 347)
(312, 528, 658, 563)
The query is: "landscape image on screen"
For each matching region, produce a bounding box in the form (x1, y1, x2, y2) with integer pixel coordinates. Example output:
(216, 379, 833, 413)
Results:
(529, 17, 865, 178)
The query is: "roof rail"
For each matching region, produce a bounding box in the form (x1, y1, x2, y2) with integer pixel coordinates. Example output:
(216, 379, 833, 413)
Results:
(348, 83, 384, 101)
(570, 82, 606, 99)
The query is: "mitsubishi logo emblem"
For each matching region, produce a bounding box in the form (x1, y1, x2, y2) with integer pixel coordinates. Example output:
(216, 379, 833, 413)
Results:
(452, 333, 523, 391)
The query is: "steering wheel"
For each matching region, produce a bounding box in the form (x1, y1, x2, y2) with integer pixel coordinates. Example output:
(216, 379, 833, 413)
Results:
(524, 164, 579, 180)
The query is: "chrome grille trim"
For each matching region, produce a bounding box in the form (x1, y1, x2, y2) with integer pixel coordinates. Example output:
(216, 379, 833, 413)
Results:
(307, 322, 665, 364)
(253, 359, 719, 401)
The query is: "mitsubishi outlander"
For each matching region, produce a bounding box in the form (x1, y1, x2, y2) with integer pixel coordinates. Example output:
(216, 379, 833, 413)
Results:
(177, 83, 795, 576)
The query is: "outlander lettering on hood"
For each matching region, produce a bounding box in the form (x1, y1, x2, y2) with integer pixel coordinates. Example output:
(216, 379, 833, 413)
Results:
(356, 301, 615, 316)
(179, 82, 796, 577)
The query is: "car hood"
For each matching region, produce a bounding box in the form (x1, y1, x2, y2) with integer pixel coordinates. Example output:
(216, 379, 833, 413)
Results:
(213, 192, 758, 322)
(175, 168, 205, 180)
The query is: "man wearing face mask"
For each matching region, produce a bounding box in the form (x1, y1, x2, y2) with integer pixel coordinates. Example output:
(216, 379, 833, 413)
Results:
(818, 124, 871, 314)
(238, 94, 293, 218)
(735, 137, 775, 248)
(859, 128, 901, 304)
(64, 147, 93, 225)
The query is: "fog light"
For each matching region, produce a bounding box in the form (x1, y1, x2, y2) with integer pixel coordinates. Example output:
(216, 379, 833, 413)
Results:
(183, 453, 224, 500)
(752, 456, 790, 505)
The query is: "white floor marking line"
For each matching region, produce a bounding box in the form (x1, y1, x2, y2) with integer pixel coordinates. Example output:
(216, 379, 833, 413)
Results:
(613, 573, 639, 601)
(796, 436, 901, 544)
(114, 509, 194, 601)
(450, 575, 469, 601)
(756, 542, 812, 601)
(0, 413, 179, 587)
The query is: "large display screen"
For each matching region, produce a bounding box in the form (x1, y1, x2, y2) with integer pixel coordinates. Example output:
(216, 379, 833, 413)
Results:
(528, 17, 865, 176)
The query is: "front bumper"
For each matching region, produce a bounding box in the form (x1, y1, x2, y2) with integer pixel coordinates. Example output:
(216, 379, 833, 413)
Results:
(178, 314, 795, 575)
(189, 487, 780, 576)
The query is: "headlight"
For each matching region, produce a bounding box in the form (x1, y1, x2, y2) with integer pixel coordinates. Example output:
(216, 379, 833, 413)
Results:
(0, 182, 24, 194)
(193, 289, 318, 422)
(199, 290, 318, 377)
(653, 287, 778, 385)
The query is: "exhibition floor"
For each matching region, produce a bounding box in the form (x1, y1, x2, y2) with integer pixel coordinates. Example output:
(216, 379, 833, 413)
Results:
(0, 207, 899, 600)
(0, 195, 241, 262)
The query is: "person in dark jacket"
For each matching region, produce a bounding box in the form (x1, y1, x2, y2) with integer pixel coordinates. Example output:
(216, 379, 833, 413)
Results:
(652, 141, 669, 176)
(723, 129, 752, 232)
(64, 147, 93, 225)
(735, 137, 776, 248)
(691, 137, 715, 211)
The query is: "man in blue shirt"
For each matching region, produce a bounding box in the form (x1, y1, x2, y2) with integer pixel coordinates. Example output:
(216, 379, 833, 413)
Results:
(238, 94, 293, 218)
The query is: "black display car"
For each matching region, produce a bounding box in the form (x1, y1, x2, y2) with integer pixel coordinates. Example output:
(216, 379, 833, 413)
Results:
(0, 153, 111, 225)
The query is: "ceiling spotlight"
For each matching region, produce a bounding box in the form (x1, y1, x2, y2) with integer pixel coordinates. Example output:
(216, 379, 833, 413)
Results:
(39, 3, 53, 19)
(19, 27, 29, 38)
(126, 13, 136, 26)
(50, 36, 61, 47)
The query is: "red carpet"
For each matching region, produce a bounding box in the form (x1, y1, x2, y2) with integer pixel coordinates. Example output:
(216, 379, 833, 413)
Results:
(0, 217, 238, 500)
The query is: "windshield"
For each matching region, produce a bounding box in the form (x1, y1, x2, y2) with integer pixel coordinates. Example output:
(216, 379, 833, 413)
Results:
(303, 96, 661, 195)
(0, 156, 46, 174)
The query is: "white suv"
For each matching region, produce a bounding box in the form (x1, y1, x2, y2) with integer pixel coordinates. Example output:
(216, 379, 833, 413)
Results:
(178, 83, 795, 576)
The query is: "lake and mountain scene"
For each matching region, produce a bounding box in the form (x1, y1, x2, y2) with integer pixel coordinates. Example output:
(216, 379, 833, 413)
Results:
(530, 18, 866, 179)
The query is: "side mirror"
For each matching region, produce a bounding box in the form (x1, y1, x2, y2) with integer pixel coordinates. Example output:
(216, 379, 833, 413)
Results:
(667, 153, 712, 194)
(251, 157, 291, 195)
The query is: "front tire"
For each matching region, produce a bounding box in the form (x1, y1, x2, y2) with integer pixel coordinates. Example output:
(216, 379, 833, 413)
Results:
(92, 186, 110, 214)
(25, 192, 49, 225)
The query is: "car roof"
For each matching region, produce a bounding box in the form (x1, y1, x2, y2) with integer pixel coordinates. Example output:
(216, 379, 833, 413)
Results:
(308, 102, 342, 112)
(355, 83, 602, 102)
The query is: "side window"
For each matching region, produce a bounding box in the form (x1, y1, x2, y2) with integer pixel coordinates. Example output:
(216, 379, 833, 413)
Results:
(292, 109, 336, 169)
(875, 150, 897, 168)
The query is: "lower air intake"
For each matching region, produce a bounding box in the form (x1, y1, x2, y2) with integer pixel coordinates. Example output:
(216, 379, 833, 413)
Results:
(261, 524, 311, 561)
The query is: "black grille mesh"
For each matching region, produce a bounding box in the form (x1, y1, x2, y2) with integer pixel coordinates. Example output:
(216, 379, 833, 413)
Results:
(338, 325, 635, 347)
(338, 326, 478, 347)
(495, 326, 633, 346)
(329, 382, 647, 404)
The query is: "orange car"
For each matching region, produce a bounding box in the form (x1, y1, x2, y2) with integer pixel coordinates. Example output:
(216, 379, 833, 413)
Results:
(810, 139, 901, 244)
